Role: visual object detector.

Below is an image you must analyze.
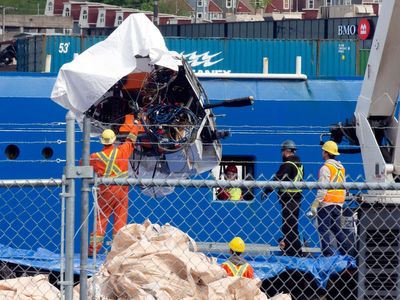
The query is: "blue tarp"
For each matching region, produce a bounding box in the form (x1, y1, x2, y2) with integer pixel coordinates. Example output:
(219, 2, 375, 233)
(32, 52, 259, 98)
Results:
(0, 244, 356, 289)
(216, 254, 356, 288)
(0, 244, 105, 276)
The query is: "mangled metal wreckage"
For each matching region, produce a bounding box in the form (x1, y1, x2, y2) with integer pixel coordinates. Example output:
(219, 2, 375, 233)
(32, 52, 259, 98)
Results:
(51, 13, 227, 196)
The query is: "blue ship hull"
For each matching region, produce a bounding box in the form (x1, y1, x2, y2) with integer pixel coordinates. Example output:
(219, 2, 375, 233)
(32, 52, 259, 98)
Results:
(0, 72, 364, 253)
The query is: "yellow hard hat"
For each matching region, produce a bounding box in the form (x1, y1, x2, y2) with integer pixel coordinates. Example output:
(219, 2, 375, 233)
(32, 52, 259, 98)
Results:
(229, 237, 245, 253)
(322, 141, 340, 156)
(100, 129, 116, 145)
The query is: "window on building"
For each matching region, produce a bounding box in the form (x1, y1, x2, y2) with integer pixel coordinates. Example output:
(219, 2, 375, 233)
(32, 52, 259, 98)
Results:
(283, 0, 289, 10)
(117, 16, 123, 25)
(226, 0, 232, 8)
(325, 0, 332, 5)
(197, 12, 203, 18)
(82, 10, 88, 20)
(99, 13, 105, 23)
(307, 0, 314, 9)
(48, 1, 53, 12)
(64, 7, 70, 16)
(212, 155, 255, 201)
(211, 13, 220, 19)
(197, 0, 203, 7)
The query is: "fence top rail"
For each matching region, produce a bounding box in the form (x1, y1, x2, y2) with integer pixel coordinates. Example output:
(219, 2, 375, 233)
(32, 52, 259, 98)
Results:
(0, 179, 62, 187)
(95, 178, 400, 190)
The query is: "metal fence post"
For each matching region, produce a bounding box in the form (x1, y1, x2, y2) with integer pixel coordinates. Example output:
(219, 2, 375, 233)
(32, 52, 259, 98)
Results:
(80, 115, 91, 300)
(64, 111, 76, 300)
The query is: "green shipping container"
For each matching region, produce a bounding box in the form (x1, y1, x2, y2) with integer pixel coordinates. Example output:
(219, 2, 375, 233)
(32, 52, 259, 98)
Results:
(358, 49, 370, 77)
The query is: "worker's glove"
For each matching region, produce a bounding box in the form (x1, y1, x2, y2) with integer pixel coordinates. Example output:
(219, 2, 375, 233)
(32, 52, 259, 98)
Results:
(119, 114, 144, 136)
(308, 199, 320, 217)
(216, 188, 230, 200)
(262, 187, 273, 200)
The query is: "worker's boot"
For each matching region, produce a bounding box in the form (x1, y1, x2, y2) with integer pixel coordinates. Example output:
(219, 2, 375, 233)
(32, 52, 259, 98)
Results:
(88, 233, 104, 257)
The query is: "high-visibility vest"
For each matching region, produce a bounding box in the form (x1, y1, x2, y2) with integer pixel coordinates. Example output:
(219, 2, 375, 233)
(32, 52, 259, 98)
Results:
(283, 161, 303, 193)
(221, 260, 253, 278)
(323, 162, 346, 204)
(95, 148, 128, 178)
(227, 187, 242, 200)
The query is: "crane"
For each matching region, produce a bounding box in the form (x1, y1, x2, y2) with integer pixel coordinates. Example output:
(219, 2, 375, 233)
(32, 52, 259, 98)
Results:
(332, 0, 400, 203)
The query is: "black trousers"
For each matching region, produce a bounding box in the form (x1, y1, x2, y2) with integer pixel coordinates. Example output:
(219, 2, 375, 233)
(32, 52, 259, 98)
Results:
(279, 192, 302, 257)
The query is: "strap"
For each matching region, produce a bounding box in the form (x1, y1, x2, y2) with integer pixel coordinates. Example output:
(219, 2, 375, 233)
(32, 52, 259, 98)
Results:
(284, 161, 303, 182)
(96, 148, 128, 178)
(325, 163, 345, 183)
(283, 161, 303, 193)
(236, 263, 249, 277)
(223, 260, 248, 277)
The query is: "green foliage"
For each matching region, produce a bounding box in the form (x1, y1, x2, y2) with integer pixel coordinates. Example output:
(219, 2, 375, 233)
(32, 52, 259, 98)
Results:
(159, 0, 190, 16)
(0, 0, 47, 15)
(249, 0, 271, 9)
(91, 0, 154, 10)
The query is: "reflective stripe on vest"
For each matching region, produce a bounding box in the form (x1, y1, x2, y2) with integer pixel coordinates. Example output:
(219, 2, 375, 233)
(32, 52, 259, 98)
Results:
(283, 161, 303, 193)
(323, 162, 346, 204)
(222, 260, 249, 277)
(96, 148, 128, 178)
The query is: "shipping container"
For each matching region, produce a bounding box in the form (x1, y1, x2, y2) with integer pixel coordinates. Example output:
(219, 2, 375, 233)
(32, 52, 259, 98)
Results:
(16, 35, 81, 73)
(44, 35, 81, 73)
(275, 19, 325, 40)
(358, 49, 370, 77)
(227, 21, 274, 39)
(158, 16, 378, 41)
(318, 40, 357, 77)
(16, 35, 46, 72)
(165, 38, 318, 75)
(16, 35, 368, 78)
(179, 23, 225, 38)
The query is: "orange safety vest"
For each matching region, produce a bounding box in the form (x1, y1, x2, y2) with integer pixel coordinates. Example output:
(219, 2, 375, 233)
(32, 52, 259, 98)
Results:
(221, 260, 254, 279)
(95, 148, 128, 178)
(323, 162, 346, 204)
(90, 136, 136, 179)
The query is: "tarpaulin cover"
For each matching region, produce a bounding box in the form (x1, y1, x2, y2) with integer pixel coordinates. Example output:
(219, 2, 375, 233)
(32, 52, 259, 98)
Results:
(216, 254, 356, 289)
(0, 243, 355, 289)
(0, 243, 105, 276)
(50, 13, 181, 118)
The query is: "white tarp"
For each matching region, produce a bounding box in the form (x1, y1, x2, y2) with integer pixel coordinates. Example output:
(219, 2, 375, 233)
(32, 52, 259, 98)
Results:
(51, 13, 181, 117)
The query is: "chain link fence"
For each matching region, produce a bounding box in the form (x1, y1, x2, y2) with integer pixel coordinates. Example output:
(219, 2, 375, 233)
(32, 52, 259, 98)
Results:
(84, 177, 400, 300)
(0, 176, 398, 299)
(0, 120, 399, 300)
(0, 179, 66, 298)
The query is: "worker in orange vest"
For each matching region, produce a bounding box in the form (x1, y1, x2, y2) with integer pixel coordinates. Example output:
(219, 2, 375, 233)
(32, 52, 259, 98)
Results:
(88, 116, 141, 256)
(312, 141, 351, 256)
(221, 237, 254, 279)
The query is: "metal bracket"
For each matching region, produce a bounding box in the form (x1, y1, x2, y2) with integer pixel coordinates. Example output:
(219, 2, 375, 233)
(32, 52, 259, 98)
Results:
(64, 166, 94, 179)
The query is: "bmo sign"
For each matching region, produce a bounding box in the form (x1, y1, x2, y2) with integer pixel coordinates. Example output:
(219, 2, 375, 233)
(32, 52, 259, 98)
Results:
(358, 19, 371, 40)
(337, 19, 371, 40)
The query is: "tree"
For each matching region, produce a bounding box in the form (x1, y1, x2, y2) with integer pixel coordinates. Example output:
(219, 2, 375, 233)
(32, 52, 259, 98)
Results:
(249, 0, 272, 10)
(159, 0, 190, 16)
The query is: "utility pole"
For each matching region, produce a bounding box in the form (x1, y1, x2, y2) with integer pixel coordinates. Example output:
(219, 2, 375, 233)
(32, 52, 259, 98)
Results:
(1, 6, 15, 42)
(153, 0, 159, 27)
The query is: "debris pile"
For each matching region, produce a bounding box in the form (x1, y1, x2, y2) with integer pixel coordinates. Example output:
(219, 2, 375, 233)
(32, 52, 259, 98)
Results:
(82, 220, 290, 299)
